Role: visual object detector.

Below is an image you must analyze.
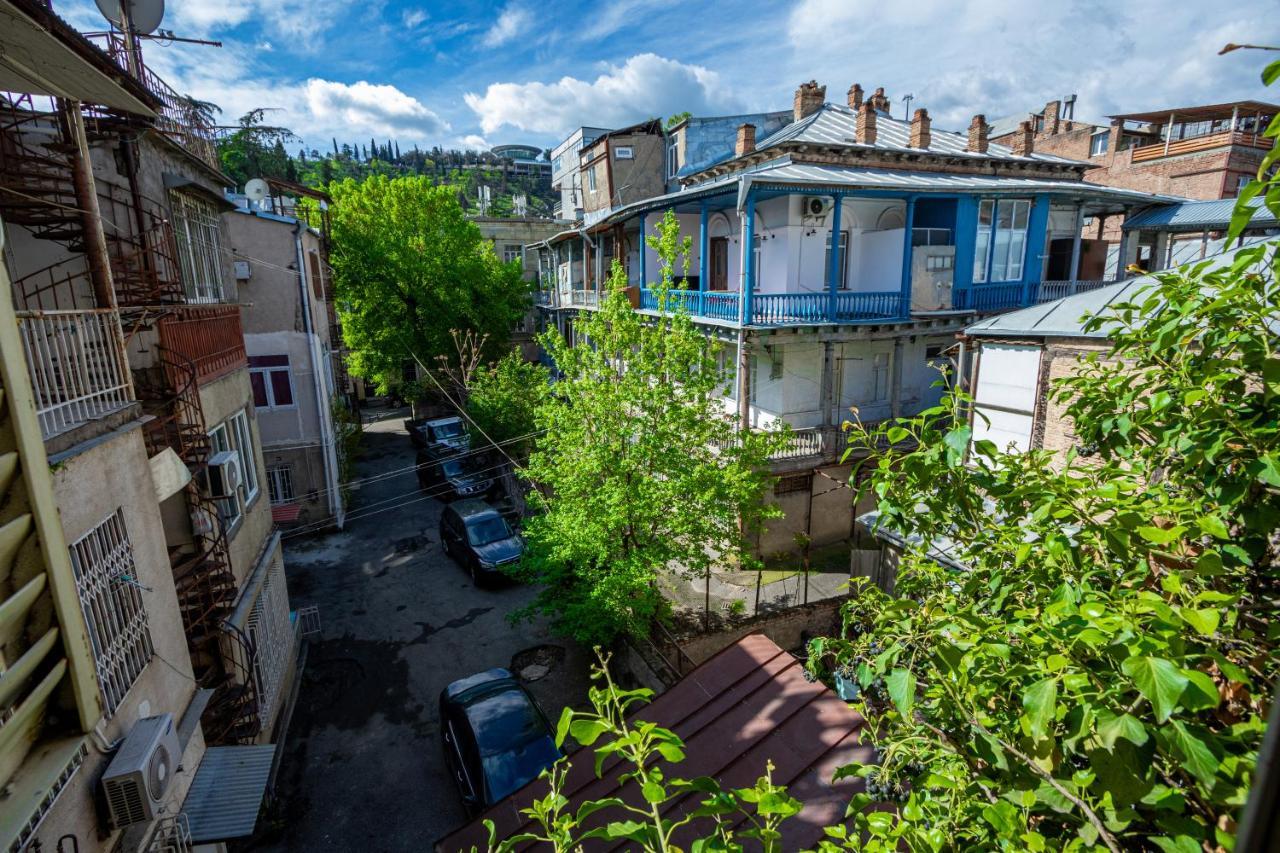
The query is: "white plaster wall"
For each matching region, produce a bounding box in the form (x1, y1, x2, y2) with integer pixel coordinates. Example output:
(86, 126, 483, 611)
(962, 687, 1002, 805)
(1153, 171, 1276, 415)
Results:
(749, 340, 824, 428)
(245, 331, 322, 445)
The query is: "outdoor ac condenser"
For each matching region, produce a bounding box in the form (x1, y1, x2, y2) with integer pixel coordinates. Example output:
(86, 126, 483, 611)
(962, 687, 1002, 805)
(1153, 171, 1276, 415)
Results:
(102, 714, 181, 828)
(206, 450, 241, 498)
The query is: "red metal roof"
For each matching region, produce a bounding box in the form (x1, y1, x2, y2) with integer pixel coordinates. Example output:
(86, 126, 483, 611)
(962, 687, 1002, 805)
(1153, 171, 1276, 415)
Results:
(436, 633, 874, 851)
(270, 503, 302, 523)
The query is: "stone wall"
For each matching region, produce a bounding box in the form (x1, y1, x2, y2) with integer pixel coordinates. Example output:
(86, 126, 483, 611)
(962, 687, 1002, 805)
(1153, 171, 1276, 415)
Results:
(673, 596, 849, 666)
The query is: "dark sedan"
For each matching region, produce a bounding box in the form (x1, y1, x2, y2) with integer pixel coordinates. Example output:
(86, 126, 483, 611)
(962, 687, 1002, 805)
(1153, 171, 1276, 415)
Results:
(417, 450, 496, 501)
(440, 668, 560, 817)
(439, 500, 524, 585)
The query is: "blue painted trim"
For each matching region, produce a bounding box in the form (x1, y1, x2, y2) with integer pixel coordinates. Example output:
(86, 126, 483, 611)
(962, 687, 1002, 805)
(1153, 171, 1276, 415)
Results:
(638, 213, 646, 287)
(899, 196, 916, 315)
(1022, 195, 1051, 305)
(826, 194, 842, 319)
(952, 195, 978, 300)
(699, 203, 709, 292)
(743, 190, 756, 324)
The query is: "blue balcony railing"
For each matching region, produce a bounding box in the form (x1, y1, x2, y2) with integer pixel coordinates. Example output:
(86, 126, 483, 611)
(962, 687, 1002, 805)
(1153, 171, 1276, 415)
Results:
(954, 283, 1026, 313)
(638, 288, 910, 326)
(752, 292, 828, 324)
(834, 291, 906, 321)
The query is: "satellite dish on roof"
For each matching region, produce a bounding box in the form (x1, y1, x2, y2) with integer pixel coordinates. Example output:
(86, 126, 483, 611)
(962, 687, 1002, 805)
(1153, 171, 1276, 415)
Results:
(244, 178, 270, 204)
(95, 0, 166, 37)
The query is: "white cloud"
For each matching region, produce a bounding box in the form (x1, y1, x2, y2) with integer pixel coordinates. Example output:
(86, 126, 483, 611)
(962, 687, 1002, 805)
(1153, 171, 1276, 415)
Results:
(781, 0, 1278, 130)
(482, 5, 533, 48)
(462, 134, 489, 149)
(403, 9, 428, 29)
(464, 53, 738, 135)
(304, 80, 450, 138)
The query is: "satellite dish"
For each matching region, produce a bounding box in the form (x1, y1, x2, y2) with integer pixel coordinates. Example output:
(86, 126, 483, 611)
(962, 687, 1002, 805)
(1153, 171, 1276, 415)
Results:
(95, 0, 166, 37)
(244, 179, 270, 204)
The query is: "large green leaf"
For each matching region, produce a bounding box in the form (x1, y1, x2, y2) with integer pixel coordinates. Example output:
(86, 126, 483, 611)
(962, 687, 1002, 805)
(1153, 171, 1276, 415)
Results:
(1121, 656, 1189, 723)
(886, 668, 916, 717)
(1022, 678, 1057, 740)
(1165, 721, 1221, 787)
(1096, 711, 1149, 749)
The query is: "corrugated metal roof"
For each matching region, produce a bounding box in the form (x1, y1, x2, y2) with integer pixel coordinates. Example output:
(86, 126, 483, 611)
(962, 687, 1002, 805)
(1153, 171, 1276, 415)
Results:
(755, 103, 1083, 165)
(966, 238, 1279, 339)
(436, 634, 874, 852)
(1122, 198, 1277, 232)
(183, 745, 276, 842)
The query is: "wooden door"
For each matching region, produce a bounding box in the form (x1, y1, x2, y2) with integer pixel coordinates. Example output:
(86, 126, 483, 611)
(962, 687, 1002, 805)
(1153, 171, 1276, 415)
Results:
(710, 237, 728, 291)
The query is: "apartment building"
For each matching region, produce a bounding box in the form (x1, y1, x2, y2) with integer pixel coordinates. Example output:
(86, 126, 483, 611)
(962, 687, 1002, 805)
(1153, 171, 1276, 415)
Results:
(531, 80, 1175, 554)
(0, 2, 298, 848)
(225, 183, 346, 530)
(664, 110, 792, 193)
(579, 119, 667, 227)
(550, 126, 611, 221)
(473, 216, 565, 361)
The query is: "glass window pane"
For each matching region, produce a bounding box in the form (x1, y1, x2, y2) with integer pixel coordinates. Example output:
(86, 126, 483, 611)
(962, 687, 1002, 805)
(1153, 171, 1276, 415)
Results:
(978, 200, 993, 226)
(1012, 200, 1029, 230)
(250, 372, 268, 408)
(270, 370, 293, 406)
(974, 232, 990, 282)
(996, 201, 1014, 229)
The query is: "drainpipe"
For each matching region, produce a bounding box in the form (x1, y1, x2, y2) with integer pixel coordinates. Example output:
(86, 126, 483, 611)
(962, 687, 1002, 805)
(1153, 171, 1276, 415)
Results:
(293, 221, 344, 529)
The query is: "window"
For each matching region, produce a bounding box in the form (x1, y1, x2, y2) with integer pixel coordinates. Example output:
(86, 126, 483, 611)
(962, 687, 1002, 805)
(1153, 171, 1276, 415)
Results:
(69, 509, 153, 716)
(614, 145, 634, 160)
(824, 231, 850, 289)
(209, 409, 260, 527)
(667, 139, 680, 179)
(925, 255, 954, 271)
(974, 199, 1031, 283)
(170, 191, 225, 303)
(552, 155, 562, 173)
(1236, 174, 1252, 195)
(872, 351, 891, 403)
(246, 559, 292, 728)
(1089, 129, 1110, 157)
(769, 347, 784, 380)
(249, 355, 294, 408)
(774, 473, 812, 496)
(587, 164, 597, 192)
(502, 244, 522, 264)
(267, 466, 295, 504)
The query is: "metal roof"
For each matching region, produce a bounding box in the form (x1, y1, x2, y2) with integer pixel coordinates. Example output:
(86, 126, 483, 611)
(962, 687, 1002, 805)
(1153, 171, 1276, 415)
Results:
(1109, 100, 1278, 123)
(966, 237, 1280, 339)
(1122, 198, 1278, 232)
(755, 103, 1083, 166)
(183, 745, 276, 842)
(436, 634, 874, 851)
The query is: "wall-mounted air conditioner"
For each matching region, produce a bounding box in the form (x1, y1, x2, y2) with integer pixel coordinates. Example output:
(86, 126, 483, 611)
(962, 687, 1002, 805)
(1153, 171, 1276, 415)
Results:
(804, 197, 834, 218)
(102, 714, 181, 828)
(206, 450, 241, 498)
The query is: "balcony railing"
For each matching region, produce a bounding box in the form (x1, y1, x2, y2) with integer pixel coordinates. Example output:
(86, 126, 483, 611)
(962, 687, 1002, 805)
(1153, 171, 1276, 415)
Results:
(157, 306, 247, 386)
(1034, 279, 1121, 304)
(17, 309, 134, 439)
(715, 426, 831, 461)
(1130, 130, 1269, 162)
(566, 289, 599, 308)
(953, 283, 1026, 313)
(639, 288, 908, 326)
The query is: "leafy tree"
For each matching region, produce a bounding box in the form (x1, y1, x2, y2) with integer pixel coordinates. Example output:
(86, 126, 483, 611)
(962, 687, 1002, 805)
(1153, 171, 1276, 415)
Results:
(215, 108, 298, 187)
(802, 242, 1279, 850)
(666, 110, 691, 129)
(511, 211, 786, 645)
(327, 176, 529, 391)
(466, 349, 550, 457)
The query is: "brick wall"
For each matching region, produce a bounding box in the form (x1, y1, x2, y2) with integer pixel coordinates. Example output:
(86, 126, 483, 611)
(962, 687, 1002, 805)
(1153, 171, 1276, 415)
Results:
(1035, 337, 1112, 459)
(1086, 145, 1261, 199)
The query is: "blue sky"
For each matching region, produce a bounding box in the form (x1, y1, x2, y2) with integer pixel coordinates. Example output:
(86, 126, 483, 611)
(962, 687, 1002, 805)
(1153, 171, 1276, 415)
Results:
(58, 0, 1280, 156)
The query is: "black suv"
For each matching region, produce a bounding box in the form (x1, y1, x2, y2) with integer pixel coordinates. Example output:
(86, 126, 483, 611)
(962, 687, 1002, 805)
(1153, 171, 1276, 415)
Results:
(440, 668, 559, 817)
(439, 500, 523, 585)
(417, 450, 496, 501)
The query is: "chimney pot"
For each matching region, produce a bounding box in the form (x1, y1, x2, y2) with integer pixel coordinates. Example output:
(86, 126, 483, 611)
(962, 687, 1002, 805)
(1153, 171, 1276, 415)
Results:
(847, 83, 863, 111)
(1042, 99, 1061, 134)
(870, 86, 891, 113)
(967, 114, 990, 153)
(909, 108, 931, 149)
(735, 123, 757, 157)
(793, 80, 826, 122)
(1012, 120, 1035, 156)
(856, 101, 878, 145)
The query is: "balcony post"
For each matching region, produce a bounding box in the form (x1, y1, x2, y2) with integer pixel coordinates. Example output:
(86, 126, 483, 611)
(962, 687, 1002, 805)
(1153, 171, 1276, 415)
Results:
(952, 195, 978, 310)
(699, 202, 709, 316)
(1068, 203, 1084, 283)
(742, 190, 756, 325)
(898, 196, 916, 317)
(827, 194, 842, 321)
(1023, 195, 1051, 306)
(638, 213, 646, 288)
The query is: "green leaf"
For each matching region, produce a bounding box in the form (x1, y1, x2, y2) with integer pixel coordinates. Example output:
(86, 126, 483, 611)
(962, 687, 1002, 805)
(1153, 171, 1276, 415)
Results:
(1137, 525, 1181, 546)
(569, 718, 610, 746)
(1121, 656, 1189, 723)
(1179, 607, 1220, 637)
(942, 426, 971, 463)
(1151, 836, 1201, 853)
(885, 668, 916, 717)
(1264, 58, 1280, 86)
(1022, 677, 1057, 740)
(641, 779, 666, 804)
(1097, 711, 1149, 748)
(1165, 721, 1221, 787)
(1179, 669, 1220, 712)
(554, 708, 574, 748)
(1197, 515, 1230, 540)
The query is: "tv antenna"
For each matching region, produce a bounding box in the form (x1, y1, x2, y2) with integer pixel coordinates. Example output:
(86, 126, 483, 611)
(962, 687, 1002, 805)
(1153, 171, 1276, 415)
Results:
(92, 0, 221, 78)
(901, 94, 915, 119)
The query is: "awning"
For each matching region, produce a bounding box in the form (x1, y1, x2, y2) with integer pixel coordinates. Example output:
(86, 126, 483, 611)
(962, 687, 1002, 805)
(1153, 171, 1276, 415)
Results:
(0, 0, 156, 116)
(183, 745, 276, 842)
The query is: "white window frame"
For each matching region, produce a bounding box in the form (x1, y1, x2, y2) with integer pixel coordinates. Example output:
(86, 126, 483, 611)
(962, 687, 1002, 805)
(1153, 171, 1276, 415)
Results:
(501, 244, 522, 264)
(170, 192, 226, 303)
(614, 145, 634, 160)
(667, 139, 680, 179)
(267, 465, 295, 505)
(69, 509, 154, 716)
(824, 230, 850, 290)
(1089, 129, 1110, 157)
(249, 356, 295, 409)
(974, 199, 1031, 283)
(872, 351, 891, 403)
(209, 409, 260, 527)
(246, 559, 292, 729)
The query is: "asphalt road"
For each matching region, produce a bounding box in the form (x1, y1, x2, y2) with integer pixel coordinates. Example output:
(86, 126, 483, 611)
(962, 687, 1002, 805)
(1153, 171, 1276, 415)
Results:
(255, 406, 590, 852)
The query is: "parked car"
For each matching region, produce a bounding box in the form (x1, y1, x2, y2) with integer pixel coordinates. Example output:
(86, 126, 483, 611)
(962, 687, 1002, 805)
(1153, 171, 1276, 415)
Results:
(439, 499, 524, 584)
(408, 415, 470, 453)
(417, 449, 496, 500)
(440, 668, 560, 817)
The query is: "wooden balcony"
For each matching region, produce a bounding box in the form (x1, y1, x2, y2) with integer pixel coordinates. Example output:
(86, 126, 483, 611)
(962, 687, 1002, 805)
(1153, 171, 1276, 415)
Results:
(157, 305, 247, 386)
(1130, 131, 1270, 162)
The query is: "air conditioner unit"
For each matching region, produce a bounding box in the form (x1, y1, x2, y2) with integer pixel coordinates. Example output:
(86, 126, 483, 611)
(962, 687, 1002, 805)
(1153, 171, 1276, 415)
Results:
(206, 450, 241, 498)
(805, 196, 834, 218)
(102, 714, 181, 829)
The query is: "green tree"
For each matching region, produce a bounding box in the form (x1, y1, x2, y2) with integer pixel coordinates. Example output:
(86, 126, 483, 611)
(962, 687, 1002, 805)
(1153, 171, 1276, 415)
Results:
(466, 349, 550, 457)
(666, 110, 691, 129)
(215, 108, 298, 187)
(327, 176, 529, 391)
(511, 211, 786, 646)
(802, 241, 1279, 850)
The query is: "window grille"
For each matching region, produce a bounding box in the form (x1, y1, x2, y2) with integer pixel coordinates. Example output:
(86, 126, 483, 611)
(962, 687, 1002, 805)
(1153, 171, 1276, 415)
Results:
(146, 814, 193, 853)
(247, 560, 293, 728)
(267, 466, 295, 504)
(170, 192, 225, 303)
(774, 473, 812, 496)
(68, 509, 153, 716)
(209, 409, 261, 526)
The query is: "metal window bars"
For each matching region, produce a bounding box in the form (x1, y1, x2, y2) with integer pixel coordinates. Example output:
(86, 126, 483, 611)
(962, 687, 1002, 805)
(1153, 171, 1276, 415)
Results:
(169, 192, 226, 303)
(246, 560, 292, 728)
(68, 508, 154, 716)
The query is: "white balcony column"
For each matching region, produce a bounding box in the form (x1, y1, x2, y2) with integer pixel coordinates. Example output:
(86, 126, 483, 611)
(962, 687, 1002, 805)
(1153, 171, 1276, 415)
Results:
(1068, 204, 1084, 282)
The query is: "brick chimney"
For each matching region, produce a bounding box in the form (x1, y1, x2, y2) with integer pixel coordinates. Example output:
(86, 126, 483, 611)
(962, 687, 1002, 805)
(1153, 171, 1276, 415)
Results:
(847, 83, 863, 111)
(870, 87, 891, 113)
(793, 80, 826, 122)
(856, 100, 877, 145)
(1012, 120, 1035, 156)
(968, 114, 989, 153)
(1043, 99, 1060, 135)
(909, 108, 931, 149)
(735, 123, 756, 156)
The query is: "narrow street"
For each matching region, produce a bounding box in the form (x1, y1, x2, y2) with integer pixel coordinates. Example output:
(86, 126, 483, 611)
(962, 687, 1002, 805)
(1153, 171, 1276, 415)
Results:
(258, 406, 591, 851)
